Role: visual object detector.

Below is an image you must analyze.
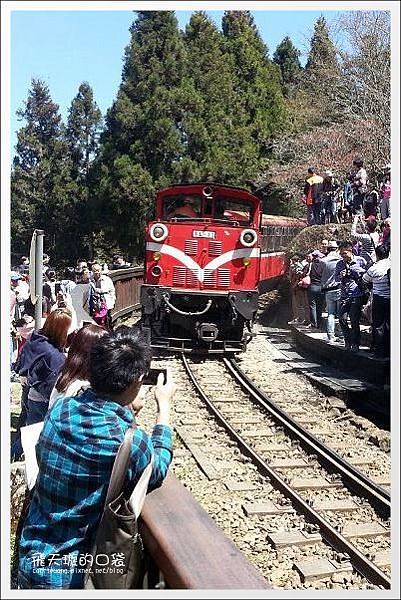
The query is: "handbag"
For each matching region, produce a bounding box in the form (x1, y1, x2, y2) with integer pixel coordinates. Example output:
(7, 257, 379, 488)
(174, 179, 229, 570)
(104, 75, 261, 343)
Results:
(85, 425, 153, 589)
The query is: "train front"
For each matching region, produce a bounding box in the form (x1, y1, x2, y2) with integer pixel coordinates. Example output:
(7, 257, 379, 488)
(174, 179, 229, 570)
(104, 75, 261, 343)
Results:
(140, 184, 261, 353)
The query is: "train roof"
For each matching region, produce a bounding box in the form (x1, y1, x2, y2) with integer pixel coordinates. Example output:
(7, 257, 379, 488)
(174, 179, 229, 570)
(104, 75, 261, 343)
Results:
(261, 214, 306, 227)
(159, 182, 250, 193)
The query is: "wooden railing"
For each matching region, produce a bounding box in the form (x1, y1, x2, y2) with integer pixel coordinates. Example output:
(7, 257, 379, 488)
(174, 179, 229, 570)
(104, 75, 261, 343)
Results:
(139, 474, 271, 589)
(109, 266, 144, 323)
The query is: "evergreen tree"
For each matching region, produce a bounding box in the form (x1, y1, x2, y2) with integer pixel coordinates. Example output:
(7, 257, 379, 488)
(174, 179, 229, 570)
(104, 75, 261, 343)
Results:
(303, 16, 340, 124)
(273, 36, 302, 95)
(66, 82, 102, 178)
(11, 79, 78, 263)
(66, 82, 102, 258)
(182, 11, 260, 183)
(305, 16, 337, 73)
(93, 11, 187, 258)
(222, 11, 288, 154)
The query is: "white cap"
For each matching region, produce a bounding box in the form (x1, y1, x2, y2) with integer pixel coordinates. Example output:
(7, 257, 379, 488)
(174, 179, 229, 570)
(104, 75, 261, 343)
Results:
(325, 170, 333, 177)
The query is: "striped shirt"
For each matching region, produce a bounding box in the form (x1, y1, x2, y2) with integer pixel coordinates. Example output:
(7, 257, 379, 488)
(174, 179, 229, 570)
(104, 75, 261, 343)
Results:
(363, 258, 391, 298)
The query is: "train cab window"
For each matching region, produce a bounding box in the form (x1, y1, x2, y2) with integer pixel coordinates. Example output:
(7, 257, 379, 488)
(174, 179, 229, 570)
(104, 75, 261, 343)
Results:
(214, 198, 253, 226)
(163, 195, 203, 220)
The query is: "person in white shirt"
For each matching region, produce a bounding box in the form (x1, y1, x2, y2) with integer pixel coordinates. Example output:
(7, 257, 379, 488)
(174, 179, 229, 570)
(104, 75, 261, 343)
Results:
(351, 157, 368, 215)
(49, 324, 107, 410)
(351, 214, 380, 267)
(362, 245, 390, 358)
(11, 272, 30, 319)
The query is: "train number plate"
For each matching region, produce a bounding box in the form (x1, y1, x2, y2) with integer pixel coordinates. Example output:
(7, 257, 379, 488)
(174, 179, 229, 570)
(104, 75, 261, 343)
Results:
(193, 230, 216, 239)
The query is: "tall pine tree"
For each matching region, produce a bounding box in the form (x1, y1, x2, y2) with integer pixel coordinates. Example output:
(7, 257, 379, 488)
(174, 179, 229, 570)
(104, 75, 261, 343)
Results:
(93, 11, 187, 258)
(222, 11, 287, 155)
(182, 11, 260, 183)
(304, 16, 340, 123)
(66, 82, 102, 178)
(305, 16, 337, 73)
(273, 36, 302, 96)
(66, 82, 102, 258)
(11, 79, 78, 263)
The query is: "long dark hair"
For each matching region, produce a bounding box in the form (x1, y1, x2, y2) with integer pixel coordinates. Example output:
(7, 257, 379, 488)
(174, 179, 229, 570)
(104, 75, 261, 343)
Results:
(56, 324, 107, 392)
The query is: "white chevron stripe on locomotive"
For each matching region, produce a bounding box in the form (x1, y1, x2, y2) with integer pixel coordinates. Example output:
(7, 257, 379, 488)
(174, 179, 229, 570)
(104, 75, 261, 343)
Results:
(146, 242, 260, 283)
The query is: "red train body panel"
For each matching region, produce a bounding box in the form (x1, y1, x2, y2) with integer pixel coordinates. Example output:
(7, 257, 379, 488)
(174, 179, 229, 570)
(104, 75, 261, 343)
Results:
(140, 183, 305, 353)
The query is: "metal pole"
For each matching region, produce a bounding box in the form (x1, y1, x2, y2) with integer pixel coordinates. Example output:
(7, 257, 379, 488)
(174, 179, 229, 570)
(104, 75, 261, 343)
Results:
(34, 230, 44, 330)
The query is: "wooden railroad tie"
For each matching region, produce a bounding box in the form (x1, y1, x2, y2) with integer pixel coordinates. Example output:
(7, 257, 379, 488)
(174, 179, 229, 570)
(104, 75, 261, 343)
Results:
(242, 500, 294, 517)
(293, 557, 352, 582)
(267, 529, 322, 549)
(175, 426, 220, 481)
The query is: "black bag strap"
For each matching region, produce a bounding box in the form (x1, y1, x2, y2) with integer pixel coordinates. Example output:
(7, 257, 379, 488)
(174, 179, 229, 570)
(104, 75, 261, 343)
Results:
(104, 424, 136, 505)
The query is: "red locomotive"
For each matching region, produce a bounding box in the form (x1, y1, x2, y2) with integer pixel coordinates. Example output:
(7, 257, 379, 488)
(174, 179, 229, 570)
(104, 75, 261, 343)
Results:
(140, 183, 305, 353)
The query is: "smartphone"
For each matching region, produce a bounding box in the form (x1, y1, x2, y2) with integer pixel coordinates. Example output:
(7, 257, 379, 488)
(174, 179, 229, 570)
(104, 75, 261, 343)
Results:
(143, 368, 167, 386)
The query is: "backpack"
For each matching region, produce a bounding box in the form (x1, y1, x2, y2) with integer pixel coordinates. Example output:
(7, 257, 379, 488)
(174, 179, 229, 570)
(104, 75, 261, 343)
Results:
(88, 284, 108, 318)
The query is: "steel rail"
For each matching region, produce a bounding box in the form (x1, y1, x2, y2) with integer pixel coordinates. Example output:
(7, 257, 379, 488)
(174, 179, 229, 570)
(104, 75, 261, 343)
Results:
(225, 358, 390, 516)
(182, 355, 391, 589)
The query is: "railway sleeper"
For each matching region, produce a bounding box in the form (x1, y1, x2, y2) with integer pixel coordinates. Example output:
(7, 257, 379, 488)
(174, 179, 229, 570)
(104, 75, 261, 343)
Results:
(242, 500, 295, 517)
(293, 557, 353, 583)
(267, 529, 322, 549)
(224, 480, 257, 492)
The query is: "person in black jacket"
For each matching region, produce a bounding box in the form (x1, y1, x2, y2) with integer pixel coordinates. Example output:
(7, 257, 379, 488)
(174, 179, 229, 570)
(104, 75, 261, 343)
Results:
(306, 250, 325, 329)
(15, 308, 72, 426)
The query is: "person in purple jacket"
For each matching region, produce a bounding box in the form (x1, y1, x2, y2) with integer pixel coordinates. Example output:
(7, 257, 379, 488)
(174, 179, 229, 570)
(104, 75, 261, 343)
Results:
(335, 241, 368, 351)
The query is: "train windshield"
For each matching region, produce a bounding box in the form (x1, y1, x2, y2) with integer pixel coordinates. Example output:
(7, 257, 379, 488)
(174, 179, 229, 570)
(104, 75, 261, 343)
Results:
(163, 195, 203, 220)
(162, 194, 254, 225)
(214, 197, 253, 225)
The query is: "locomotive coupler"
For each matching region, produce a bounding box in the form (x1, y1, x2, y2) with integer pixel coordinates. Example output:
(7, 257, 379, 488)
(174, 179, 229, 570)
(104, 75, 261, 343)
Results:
(196, 322, 219, 343)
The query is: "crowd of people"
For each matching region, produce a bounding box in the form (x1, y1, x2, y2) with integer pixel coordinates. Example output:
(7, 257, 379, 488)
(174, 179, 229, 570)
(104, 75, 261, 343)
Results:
(303, 159, 391, 226)
(11, 309, 175, 588)
(9, 254, 136, 379)
(289, 220, 391, 358)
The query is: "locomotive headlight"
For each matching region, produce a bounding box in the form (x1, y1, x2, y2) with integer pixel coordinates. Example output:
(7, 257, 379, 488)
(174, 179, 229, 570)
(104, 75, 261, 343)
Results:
(151, 265, 162, 277)
(150, 223, 168, 242)
(153, 252, 161, 261)
(240, 229, 257, 247)
(243, 258, 251, 267)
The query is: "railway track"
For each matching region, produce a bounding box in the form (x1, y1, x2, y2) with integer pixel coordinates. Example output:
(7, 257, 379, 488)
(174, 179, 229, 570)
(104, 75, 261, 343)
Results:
(181, 355, 391, 589)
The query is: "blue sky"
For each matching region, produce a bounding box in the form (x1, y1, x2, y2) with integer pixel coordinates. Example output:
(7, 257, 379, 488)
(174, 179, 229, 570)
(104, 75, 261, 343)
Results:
(10, 9, 340, 152)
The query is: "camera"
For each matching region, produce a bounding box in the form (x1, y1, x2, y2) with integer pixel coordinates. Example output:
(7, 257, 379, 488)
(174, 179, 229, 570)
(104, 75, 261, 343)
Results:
(143, 368, 167, 386)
